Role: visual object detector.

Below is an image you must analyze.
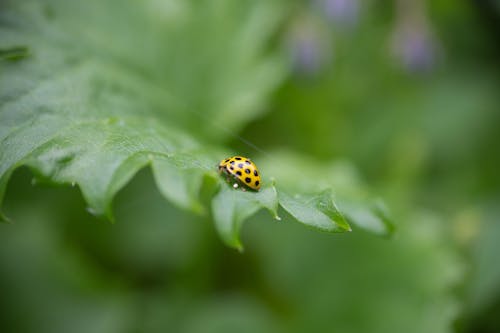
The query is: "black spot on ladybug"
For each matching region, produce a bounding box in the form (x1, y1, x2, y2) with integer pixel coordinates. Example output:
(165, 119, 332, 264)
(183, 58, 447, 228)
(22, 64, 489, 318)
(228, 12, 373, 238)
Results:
(245, 168, 251, 174)
(245, 160, 251, 165)
(225, 159, 230, 162)
(254, 170, 258, 176)
(236, 171, 242, 176)
(230, 166, 234, 170)
(235, 157, 242, 160)
(238, 163, 244, 168)
(245, 177, 251, 183)
(255, 180, 260, 186)
(230, 161, 235, 165)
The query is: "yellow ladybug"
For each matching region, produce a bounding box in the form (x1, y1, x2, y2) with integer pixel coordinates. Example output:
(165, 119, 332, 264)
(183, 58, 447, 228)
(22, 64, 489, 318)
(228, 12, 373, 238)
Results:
(218, 156, 261, 191)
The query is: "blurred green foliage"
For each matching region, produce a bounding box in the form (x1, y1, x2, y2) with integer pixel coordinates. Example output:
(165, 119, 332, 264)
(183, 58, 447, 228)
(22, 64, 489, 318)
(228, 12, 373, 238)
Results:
(1, 0, 500, 333)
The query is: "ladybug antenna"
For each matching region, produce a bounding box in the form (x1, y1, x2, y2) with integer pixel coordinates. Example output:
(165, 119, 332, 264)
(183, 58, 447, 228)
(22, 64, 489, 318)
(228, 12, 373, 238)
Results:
(177, 104, 274, 160)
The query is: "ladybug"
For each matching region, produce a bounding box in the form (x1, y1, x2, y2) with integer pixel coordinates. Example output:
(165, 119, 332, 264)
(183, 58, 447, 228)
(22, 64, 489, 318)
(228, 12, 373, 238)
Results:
(218, 156, 261, 191)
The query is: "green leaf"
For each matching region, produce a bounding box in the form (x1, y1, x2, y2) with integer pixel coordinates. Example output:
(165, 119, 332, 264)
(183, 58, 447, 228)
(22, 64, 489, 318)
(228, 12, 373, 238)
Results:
(212, 181, 279, 250)
(279, 190, 350, 233)
(260, 150, 395, 236)
(0, 0, 384, 246)
(152, 152, 215, 215)
(0, 0, 287, 237)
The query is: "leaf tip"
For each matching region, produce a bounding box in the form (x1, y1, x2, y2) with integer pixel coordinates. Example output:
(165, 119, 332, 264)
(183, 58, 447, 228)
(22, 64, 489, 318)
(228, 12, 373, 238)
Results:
(86, 206, 97, 216)
(226, 238, 244, 252)
(236, 245, 245, 253)
(86, 206, 114, 223)
(374, 200, 396, 236)
(337, 217, 352, 232)
(0, 211, 13, 224)
(105, 209, 116, 224)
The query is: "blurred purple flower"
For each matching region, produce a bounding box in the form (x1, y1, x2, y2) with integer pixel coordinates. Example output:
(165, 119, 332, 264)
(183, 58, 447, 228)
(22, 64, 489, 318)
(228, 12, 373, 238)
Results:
(287, 19, 331, 76)
(390, 0, 441, 73)
(320, 0, 359, 28)
(393, 28, 437, 72)
(292, 34, 323, 75)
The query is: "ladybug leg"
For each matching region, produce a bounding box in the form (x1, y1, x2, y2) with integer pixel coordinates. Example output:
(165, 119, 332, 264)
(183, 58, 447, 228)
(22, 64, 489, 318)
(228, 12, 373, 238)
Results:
(241, 187, 246, 192)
